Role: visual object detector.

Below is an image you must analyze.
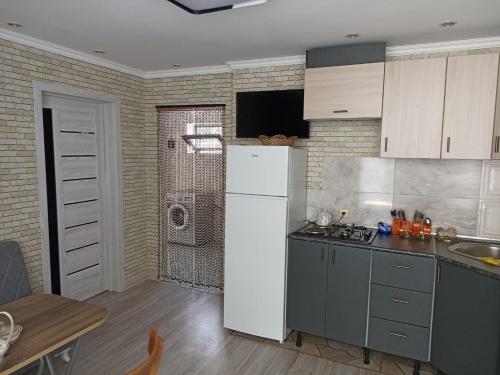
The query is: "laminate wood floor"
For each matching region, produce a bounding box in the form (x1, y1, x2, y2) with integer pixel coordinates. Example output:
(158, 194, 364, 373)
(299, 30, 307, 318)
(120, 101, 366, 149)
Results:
(31, 280, 426, 375)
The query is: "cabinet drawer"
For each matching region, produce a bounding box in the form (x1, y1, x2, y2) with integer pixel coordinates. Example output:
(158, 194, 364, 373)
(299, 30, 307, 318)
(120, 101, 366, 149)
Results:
(370, 284, 433, 327)
(371, 251, 435, 293)
(368, 317, 430, 361)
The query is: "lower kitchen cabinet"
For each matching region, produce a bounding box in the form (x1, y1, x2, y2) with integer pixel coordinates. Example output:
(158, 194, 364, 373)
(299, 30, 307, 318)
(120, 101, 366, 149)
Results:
(287, 239, 371, 347)
(286, 239, 328, 336)
(325, 245, 371, 346)
(431, 261, 500, 375)
(368, 251, 435, 363)
(368, 317, 430, 361)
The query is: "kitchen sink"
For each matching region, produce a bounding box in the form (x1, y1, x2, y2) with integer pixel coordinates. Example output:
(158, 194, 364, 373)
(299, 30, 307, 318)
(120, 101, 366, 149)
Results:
(448, 243, 500, 261)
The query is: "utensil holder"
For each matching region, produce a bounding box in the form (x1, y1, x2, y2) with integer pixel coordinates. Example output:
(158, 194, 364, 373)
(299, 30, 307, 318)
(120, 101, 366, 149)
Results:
(0, 311, 14, 363)
(399, 220, 411, 237)
(392, 218, 401, 235)
(423, 222, 432, 239)
(411, 221, 422, 237)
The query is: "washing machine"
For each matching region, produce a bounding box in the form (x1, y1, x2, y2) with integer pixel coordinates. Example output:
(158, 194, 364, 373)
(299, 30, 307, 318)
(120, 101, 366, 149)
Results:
(165, 191, 215, 246)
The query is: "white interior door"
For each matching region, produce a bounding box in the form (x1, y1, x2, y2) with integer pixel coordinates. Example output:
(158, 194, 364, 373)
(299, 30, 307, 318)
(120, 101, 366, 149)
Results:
(43, 95, 106, 300)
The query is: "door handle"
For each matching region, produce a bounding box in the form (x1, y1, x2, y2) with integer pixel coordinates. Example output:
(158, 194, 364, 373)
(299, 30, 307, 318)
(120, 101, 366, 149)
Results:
(391, 298, 409, 304)
(446, 137, 451, 153)
(384, 137, 388, 152)
(331, 249, 336, 264)
(333, 110, 348, 113)
(495, 136, 500, 153)
(437, 265, 442, 284)
(387, 332, 408, 339)
(321, 248, 325, 263)
(393, 264, 411, 270)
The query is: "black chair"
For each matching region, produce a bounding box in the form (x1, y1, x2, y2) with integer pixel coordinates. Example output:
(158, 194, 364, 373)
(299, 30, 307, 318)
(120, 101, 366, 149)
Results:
(0, 240, 32, 305)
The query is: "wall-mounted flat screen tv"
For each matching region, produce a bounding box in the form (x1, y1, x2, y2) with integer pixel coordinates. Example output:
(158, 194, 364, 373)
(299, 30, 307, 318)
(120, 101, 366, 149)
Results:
(236, 89, 309, 138)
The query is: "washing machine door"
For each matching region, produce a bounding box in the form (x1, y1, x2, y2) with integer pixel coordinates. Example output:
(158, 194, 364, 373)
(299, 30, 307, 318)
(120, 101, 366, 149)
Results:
(168, 203, 189, 231)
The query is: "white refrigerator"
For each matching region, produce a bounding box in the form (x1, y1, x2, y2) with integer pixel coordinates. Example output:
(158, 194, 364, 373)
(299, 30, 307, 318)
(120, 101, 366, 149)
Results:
(223, 145, 307, 342)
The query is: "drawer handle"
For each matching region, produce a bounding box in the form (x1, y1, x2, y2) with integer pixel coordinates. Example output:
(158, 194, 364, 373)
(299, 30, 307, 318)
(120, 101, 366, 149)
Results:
(251, 153, 259, 157)
(387, 331, 408, 338)
(391, 298, 409, 304)
(393, 264, 411, 270)
(333, 110, 348, 113)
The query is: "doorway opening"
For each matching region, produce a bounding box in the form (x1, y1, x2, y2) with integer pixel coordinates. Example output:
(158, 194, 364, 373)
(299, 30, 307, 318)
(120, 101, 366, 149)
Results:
(157, 105, 225, 291)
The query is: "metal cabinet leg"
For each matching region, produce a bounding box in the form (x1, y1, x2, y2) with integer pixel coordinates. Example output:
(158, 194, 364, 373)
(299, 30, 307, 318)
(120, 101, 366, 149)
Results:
(35, 357, 45, 375)
(413, 360, 421, 375)
(363, 347, 370, 364)
(295, 331, 302, 347)
(45, 355, 57, 375)
(64, 338, 82, 375)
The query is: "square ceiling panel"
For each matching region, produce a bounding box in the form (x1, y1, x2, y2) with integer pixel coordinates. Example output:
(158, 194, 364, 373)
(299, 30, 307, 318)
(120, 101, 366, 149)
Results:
(167, 0, 267, 14)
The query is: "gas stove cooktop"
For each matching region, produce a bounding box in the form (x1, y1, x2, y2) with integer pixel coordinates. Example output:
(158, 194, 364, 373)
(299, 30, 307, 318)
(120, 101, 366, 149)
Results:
(294, 222, 377, 245)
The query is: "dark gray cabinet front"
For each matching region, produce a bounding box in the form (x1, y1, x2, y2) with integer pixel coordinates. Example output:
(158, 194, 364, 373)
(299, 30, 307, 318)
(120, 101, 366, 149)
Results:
(287, 239, 371, 345)
(286, 239, 328, 336)
(431, 261, 500, 375)
(325, 244, 371, 346)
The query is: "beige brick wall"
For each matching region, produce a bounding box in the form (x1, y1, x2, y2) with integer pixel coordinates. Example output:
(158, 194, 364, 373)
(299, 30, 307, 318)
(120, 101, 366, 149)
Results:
(0, 37, 149, 291)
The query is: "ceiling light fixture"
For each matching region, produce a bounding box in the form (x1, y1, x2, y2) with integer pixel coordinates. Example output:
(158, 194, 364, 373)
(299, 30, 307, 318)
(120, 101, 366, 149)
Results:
(94, 50, 106, 54)
(167, 0, 267, 15)
(439, 21, 457, 28)
(7, 21, 22, 27)
(345, 33, 361, 38)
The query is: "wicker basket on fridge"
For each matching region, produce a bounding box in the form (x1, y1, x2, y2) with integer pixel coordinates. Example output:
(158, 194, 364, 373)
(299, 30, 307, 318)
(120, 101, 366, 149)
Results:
(258, 134, 298, 146)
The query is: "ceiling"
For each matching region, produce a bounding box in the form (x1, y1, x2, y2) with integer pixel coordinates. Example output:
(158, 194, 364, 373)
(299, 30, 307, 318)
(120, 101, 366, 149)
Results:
(0, 0, 499, 71)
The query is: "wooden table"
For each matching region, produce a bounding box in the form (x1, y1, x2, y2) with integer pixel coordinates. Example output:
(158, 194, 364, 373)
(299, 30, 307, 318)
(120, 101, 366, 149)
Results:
(0, 294, 107, 375)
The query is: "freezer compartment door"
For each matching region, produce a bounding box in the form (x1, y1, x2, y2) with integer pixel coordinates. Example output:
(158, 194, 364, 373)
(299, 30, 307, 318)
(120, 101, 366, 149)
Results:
(224, 193, 288, 341)
(226, 146, 290, 196)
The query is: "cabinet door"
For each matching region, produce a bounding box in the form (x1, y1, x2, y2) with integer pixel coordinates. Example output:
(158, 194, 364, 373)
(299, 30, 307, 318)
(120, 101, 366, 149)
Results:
(324, 245, 371, 346)
(286, 239, 328, 336)
(442, 53, 499, 159)
(304, 62, 384, 120)
(431, 261, 500, 375)
(380, 58, 446, 158)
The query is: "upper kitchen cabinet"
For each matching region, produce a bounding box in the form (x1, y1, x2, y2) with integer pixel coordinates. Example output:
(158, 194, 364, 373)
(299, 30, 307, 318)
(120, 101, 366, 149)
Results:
(441, 53, 500, 159)
(380, 58, 446, 158)
(303, 62, 385, 120)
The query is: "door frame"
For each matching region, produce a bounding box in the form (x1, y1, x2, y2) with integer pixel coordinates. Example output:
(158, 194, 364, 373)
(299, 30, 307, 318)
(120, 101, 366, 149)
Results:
(33, 81, 125, 294)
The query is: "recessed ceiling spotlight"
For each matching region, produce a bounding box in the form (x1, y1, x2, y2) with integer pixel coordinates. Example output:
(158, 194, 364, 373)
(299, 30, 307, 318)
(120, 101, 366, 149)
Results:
(7, 21, 22, 27)
(439, 21, 457, 28)
(345, 33, 361, 38)
(93, 50, 106, 54)
(172, 64, 182, 68)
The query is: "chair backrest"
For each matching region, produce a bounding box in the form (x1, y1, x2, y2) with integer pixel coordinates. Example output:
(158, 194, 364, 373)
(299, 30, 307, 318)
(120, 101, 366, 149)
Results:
(0, 241, 32, 305)
(126, 327, 164, 375)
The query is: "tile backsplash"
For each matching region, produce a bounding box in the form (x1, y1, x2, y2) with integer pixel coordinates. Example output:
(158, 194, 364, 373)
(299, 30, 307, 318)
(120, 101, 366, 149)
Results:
(307, 157, 500, 238)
